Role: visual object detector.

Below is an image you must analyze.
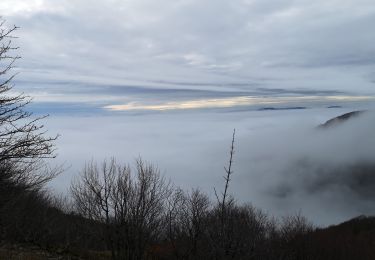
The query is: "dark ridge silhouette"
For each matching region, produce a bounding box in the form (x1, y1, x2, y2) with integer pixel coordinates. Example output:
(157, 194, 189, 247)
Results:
(257, 106, 307, 111)
(301, 215, 375, 260)
(319, 110, 365, 128)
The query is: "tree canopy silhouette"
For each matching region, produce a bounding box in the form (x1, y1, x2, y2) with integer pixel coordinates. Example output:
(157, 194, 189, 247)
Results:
(0, 18, 58, 191)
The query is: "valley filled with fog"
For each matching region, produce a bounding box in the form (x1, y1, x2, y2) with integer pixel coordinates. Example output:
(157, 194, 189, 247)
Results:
(43, 102, 375, 226)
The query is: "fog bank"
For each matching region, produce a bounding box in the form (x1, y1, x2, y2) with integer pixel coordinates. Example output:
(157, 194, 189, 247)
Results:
(45, 107, 375, 226)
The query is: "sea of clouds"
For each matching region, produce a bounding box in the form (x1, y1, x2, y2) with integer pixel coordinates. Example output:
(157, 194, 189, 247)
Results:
(42, 103, 375, 226)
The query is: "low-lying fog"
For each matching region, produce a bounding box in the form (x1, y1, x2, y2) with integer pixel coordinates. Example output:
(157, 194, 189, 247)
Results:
(45, 105, 375, 226)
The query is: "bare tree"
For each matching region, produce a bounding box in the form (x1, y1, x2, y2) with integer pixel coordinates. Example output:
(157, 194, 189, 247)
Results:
(0, 23, 59, 248)
(164, 188, 210, 259)
(185, 189, 210, 257)
(279, 212, 314, 242)
(220, 128, 236, 212)
(214, 128, 236, 217)
(211, 129, 236, 258)
(71, 158, 172, 260)
(0, 18, 58, 193)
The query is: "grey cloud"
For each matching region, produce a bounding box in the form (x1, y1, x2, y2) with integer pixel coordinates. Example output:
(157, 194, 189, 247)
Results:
(255, 87, 345, 96)
(270, 160, 375, 200)
(1, 0, 375, 98)
(14, 77, 348, 104)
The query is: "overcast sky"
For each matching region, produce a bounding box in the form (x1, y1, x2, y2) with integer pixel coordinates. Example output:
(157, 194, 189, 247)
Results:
(1, 0, 375, 111)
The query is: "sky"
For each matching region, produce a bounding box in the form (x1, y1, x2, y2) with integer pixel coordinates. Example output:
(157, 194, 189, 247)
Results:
(1, 0, 375, 109)
(1, 0, 375, 225)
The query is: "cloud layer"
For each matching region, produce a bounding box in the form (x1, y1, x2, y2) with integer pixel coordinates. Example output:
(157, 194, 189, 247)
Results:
(42, 107, 375, 226)
(1, 0, 375, 105)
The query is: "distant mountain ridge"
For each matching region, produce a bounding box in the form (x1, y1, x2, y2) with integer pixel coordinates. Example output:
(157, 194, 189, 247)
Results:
(319, 110, 366, 128)
(257, 106, 307, 111)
